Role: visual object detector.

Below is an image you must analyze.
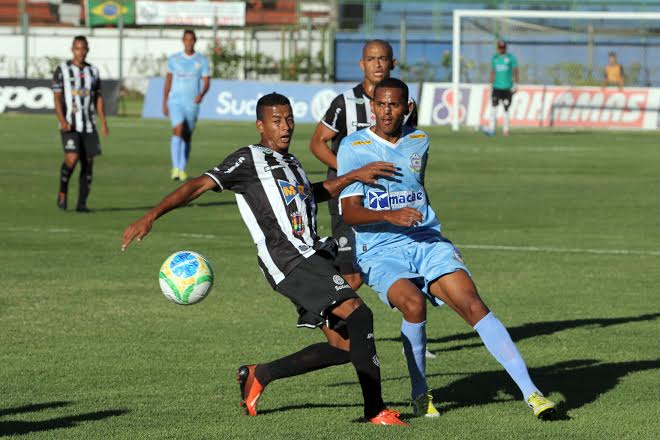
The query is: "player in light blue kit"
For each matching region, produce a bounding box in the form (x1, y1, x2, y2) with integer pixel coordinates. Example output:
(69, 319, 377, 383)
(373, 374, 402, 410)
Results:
(338, 78, 557, 420)
(163, 29, 210, 181)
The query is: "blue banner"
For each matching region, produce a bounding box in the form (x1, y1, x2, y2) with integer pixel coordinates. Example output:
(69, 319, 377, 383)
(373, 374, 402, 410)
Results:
(143, 78, 419, 123)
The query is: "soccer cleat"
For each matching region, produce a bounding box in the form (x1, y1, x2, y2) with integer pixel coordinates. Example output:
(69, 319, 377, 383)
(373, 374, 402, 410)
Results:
(368, 408, 410, 426)
(170, 168, 179, 180)
(75, 204, 91, 213)
(527, 392, 556, 420)
(237, 364, 264, 416)
(57, 192, 67, 210)
(178, 170, 188, 181)
(412, 391, 440, 418)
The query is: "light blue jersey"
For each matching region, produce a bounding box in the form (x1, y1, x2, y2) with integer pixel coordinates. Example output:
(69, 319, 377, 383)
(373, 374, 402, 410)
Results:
(338, 126, 468, 306)
(167, 51, 209, 103)
(337, 126, 441, 258)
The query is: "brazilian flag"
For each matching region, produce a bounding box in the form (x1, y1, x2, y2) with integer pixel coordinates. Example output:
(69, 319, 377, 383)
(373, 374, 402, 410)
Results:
(87, 0, 135, 27)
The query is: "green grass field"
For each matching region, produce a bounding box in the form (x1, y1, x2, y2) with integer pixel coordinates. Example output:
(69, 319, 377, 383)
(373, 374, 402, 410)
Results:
(1, 113, 659, 439)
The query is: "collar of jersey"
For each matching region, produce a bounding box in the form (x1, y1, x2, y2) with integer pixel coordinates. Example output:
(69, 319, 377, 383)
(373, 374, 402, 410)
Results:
(365, 126, 414, 149)
(181, 51, 197, 59)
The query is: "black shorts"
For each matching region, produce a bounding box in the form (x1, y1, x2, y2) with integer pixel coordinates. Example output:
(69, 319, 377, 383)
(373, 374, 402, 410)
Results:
(276, 253, 358, 329)
(491, 88, 513, 110)
(60, 131, 102, 157)
(331, 213, 360, 275)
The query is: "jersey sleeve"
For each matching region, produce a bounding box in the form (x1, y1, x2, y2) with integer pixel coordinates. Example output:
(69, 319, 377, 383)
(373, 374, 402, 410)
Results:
(337, 138, 366, 199)
(51, 66, 63, 92)
(510, 54, 518, 68)
(166, 55, 174, 73)
(204, 148, 253, 193)
(321, 94, 346, 133)
(201, 56, 210, 77)
(93, 66, 102, 92)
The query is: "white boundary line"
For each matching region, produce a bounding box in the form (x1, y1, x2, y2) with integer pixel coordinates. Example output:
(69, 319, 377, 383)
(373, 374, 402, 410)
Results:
(4, 226, 660, 257)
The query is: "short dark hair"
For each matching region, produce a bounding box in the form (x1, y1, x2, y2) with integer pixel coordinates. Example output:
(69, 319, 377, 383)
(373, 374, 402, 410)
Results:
(256, 93, 291, 121)
(362, 39, 393, 59)
(373, 77, 409, 103)
(183, 29, 196, 40)
(72, 35, 88, 47)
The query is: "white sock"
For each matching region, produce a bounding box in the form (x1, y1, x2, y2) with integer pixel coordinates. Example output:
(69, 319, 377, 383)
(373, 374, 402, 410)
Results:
(489, 107, 497, 132)
(503, 111, 510, 133)
(474, 312, 539, 400)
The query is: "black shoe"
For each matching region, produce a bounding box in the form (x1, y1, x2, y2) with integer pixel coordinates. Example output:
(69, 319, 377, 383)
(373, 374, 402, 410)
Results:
(75, 205, 92, 213)
(57, 192, 67, 210)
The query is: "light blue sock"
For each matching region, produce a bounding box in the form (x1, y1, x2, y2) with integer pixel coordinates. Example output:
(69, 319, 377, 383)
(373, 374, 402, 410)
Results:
(474, 312, 539, 400)
(401, 319, 429, 399)
(170, 136, 183, 170)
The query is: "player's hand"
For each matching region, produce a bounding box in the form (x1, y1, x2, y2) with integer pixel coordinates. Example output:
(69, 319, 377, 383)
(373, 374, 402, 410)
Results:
(163, 103, 169, 117)
(384, 207, 423, 227)
(121, 217, 153, 251)
(101, 122, 109, 137)
(350, 161, 397, 185)
(60, 121, 71, 132)
(194, 94, 203, 104)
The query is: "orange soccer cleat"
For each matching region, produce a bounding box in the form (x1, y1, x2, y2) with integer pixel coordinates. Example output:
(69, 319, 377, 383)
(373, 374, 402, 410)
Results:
(368, 408, 410, 426)
(236, 364, 265, 416)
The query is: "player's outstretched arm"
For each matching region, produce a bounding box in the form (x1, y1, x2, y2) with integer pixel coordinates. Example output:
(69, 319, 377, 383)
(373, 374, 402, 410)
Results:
(312, 161, 396, 203)
(121, 175, 217, 251)
(342, 196, 423, 228)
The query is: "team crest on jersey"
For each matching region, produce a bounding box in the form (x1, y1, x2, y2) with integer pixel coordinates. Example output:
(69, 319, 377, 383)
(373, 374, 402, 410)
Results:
(410, 153, 422, 172)
(351, 139, 371, 146)
(290, 211, 305, 237)
(278, 179, 310, 205)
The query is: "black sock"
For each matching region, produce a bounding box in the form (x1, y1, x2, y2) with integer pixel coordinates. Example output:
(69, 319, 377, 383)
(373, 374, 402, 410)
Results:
(77, 160, 93, 207)
(59, 163, 74, 194)
(254, 342, 350, 387)
(344, 304, 385, 419)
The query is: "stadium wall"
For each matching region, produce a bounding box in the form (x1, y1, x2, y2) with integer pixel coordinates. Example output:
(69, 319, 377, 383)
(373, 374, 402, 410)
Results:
(142, 77, 420, 124)
(419, 83, 660, 130)
(0, 26, 327, 92)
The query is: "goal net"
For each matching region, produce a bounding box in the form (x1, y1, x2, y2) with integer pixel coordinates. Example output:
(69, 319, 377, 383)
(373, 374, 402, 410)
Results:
(450, 10, 660, 130)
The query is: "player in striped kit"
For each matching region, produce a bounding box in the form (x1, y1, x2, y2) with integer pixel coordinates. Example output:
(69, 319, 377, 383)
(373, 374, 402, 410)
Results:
(52, 35, 108, 212)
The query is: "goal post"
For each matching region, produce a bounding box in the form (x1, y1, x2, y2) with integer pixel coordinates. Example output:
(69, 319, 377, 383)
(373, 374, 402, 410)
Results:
(451, 9, 660, 131)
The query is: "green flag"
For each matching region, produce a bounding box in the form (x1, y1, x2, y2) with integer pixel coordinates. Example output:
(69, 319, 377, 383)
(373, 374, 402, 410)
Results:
(87, 0, 135, 27)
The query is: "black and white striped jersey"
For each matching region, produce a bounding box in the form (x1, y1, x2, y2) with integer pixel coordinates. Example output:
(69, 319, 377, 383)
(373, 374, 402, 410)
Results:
(321, 82, 418, 176)
(205, 144, 322, 287)
(51, 61, 102, 133)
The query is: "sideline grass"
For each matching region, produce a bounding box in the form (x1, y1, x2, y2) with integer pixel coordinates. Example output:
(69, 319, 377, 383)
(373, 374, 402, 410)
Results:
(1, 114, 659, 439)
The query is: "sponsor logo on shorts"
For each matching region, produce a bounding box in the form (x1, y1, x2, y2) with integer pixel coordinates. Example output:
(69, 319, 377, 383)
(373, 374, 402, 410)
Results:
(338, 236, 349, 248)
(333, 275, 345, 285)
(372, 355, 380, 367)
(65, 138, 76, 151)
(367, 189, 425, 210)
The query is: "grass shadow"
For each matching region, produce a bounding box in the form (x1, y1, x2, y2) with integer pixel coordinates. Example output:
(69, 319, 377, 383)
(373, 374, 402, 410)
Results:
(91, 200, 236, 213)
(0, 403, 128, 437)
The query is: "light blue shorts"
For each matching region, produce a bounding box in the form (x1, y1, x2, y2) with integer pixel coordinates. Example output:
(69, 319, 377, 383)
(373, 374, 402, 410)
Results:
(168, 100, 199, 131)
(358, 237, 470, 308)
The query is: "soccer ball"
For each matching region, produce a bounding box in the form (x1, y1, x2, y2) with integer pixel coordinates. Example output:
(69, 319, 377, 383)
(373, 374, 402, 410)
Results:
(158, 251, 214, 305)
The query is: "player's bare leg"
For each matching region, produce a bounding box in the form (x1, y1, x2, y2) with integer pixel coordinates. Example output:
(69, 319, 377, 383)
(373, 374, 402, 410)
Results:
(342, 272, 363, 292)
(428, 271, 556, 418)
